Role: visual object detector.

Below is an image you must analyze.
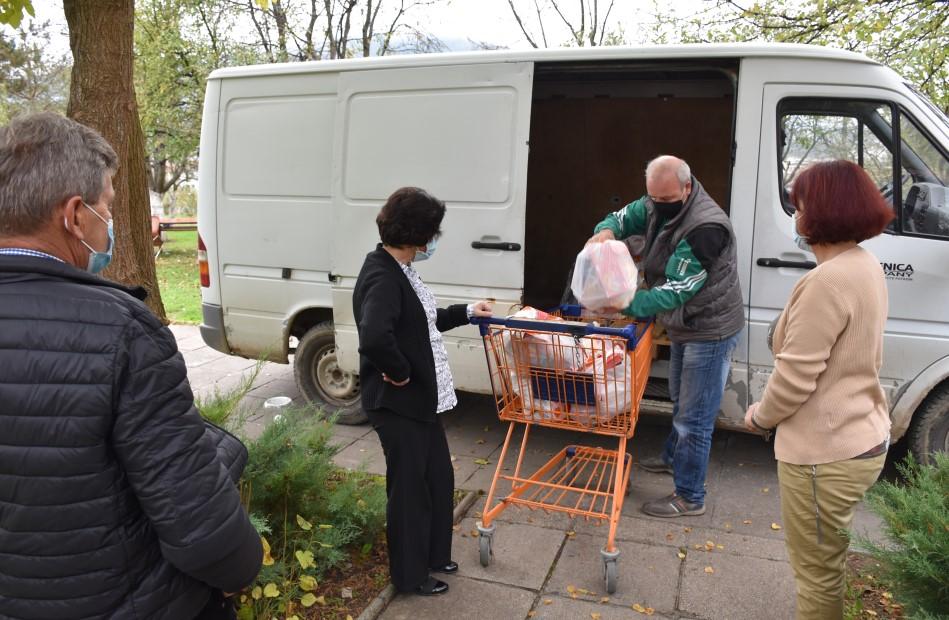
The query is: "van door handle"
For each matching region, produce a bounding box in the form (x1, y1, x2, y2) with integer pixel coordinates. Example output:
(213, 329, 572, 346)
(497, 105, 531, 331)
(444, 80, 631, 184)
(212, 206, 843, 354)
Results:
(472, 241, 522, 251)
(757, 257, 816, 270)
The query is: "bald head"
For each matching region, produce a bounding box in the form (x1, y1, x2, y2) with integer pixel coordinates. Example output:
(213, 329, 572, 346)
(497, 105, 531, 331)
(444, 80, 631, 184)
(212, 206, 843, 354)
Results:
(645, 155, 692, 206)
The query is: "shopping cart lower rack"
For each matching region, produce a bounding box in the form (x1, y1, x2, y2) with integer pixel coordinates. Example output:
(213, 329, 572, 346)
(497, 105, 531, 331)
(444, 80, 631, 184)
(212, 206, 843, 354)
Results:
(470, 307, 653, 594)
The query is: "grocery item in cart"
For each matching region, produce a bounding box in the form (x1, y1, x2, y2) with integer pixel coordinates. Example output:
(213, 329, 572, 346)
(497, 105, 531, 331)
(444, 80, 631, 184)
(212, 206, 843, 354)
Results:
(570, 241, 638, 312)
(569, 337, 632, 428)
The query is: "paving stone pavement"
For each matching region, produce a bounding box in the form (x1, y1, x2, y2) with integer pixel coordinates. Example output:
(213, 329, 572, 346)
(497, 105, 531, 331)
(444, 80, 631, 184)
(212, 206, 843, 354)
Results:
(173, 324, 892, 620)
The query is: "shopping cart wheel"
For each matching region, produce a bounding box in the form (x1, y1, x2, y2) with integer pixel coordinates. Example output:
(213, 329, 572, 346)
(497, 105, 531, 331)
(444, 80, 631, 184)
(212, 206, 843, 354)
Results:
(478, 534, 493, 567)
(601, 548, 620, 594)
(603, 560, 618, 594)
(477, 522, 496, 567)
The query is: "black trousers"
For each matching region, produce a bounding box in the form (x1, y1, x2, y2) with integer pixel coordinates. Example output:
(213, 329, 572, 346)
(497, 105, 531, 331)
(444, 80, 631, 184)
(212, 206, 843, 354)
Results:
(193, 590, 236, 620)
(367, 409, 454, 592)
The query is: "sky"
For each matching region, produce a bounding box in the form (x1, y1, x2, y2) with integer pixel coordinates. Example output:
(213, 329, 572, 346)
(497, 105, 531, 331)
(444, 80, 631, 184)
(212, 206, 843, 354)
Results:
(23, 0, 710, 58)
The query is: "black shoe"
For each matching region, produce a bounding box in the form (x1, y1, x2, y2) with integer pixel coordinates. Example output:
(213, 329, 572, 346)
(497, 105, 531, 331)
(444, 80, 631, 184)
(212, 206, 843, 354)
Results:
(431, 561, 459, 574)
(638, 456, 674, 475)
(415, 577, 449, 596)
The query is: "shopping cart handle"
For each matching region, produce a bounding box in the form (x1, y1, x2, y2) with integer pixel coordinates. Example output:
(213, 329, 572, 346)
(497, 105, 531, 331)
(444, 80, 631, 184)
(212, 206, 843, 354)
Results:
(469, 315, 650, 347)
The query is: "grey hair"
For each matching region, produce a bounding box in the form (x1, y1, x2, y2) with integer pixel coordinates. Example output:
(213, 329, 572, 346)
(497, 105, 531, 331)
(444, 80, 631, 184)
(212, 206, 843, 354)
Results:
(0, 112, 118, 237)
(645, 155, 691, 188)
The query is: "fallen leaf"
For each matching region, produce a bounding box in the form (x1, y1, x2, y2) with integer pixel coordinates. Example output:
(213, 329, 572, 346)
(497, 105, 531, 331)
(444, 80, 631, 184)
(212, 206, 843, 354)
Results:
(693, 544, 703, 550)
(450, 455, 458, 462)
(677, 551, 686, 559)
(347, 616, 354, 620)
(761, 487, 770, 493)
(743, 520, 753, 525)
(591, 613, 602, 620)
(665, 533, 675, 541)
(567, 585, 577, 594)
(683, 527, 692, 533)
(470, 529, 478, 537)
(771, 523, 783, 531)
(300, 593, 317, 607)
(240, 595, 247, 604)
(341, 587, 353, 599)
(705, 540, 715, 551)
(263, 582, 280, 598)
(716, 544, 724, 550)
(452, 524, 461, 531)
(299, 575, 318, 591)
(295, 514, 312, 530)
(295, 549, 315, 570)
(543, 599, 552, 605)
(474, 458, 490, 465)
(319, 524, 333, 529)
(866, 611, 877, 617)
(287, 616, 300, 620)
(566, 530, 576, 538)
(644, 608, 655, 616)
(600, 596, 610, 603)
(476, 439, 486, 444)
(251, 586, 262, 600)
(260, 537, 275, 566)
(704, 566, 715, 574)
(527, 612, 536, 618)
(632, 603, 647, 613)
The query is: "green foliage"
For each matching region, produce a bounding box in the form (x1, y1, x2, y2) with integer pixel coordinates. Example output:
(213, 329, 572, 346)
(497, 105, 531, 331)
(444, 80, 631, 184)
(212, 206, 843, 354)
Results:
(856, 453, 949, 618)
(663, 0, 949, 114)
(0, 0, 33, 28)
(154, 230, 202, 325)
(0, 20, 70, 124)
(194, 358, 263, 428)
(238, 408, 387, 618)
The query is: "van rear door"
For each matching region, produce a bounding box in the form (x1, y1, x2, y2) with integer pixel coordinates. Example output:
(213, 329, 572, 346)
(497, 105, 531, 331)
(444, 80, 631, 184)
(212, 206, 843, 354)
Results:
(330, 61, 534, 390)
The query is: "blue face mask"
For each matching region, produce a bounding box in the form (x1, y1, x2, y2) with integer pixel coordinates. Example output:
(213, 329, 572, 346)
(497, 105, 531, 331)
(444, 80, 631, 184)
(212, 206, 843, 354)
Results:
(791, 212, 812, 253)
(79, 202, 114, 274)
(413, 237, 438, 262)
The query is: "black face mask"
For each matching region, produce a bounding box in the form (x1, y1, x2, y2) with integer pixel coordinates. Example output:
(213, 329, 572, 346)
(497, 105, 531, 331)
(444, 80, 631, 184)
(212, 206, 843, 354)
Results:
(653, 200, 683, 220)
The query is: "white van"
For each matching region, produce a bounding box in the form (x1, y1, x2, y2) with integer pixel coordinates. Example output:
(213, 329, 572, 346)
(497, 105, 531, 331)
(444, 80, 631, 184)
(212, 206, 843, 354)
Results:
(197, 43, 949, 463)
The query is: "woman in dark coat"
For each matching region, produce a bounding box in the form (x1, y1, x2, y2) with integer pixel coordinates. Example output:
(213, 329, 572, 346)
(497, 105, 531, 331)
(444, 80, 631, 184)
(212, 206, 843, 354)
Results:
(353, 187, 492, 596)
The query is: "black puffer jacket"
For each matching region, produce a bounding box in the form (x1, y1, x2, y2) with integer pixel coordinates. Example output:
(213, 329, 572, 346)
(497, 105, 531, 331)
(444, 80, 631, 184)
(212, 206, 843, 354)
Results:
(0, 256, 262, 620)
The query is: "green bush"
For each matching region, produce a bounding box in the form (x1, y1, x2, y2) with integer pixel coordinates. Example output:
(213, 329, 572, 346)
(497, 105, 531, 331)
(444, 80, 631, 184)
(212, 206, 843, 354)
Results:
(237, 407, 387, 618)
(858, 453, 949, 618)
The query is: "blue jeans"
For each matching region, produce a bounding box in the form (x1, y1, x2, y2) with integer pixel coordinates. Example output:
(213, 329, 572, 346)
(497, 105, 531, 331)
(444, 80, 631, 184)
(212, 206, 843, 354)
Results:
(661, 334, 739, 505)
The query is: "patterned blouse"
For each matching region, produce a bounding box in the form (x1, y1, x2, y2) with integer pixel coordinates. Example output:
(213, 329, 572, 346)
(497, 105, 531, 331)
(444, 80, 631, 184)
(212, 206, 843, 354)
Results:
(399, 263, 457, 413)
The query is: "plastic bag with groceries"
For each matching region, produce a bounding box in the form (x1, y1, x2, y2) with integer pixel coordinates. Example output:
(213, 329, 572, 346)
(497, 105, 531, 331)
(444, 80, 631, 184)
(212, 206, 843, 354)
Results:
(570, 240, 638, 312)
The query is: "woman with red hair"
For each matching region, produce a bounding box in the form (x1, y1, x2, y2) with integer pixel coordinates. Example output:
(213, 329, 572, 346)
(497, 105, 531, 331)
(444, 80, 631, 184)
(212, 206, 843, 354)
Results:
(744, 160, 894, 620)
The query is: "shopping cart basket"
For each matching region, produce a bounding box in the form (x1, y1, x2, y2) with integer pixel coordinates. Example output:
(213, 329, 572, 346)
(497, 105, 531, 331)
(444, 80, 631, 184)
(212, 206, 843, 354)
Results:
(471, 306, 653, 593)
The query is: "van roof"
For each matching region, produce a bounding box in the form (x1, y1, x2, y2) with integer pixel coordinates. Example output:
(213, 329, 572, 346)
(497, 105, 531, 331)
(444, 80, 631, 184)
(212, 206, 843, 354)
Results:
(208, 42, 877, 80)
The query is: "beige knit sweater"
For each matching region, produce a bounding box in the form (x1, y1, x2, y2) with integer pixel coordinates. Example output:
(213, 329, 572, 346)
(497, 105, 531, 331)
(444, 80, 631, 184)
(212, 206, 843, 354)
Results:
(756, 246, 890, 465)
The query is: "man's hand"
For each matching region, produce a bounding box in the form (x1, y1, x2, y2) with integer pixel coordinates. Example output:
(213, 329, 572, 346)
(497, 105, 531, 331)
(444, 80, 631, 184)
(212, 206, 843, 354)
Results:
(586, 229, 615, 245)
(743, 402, 761, 432)
(382, 373, 410, 387)
(469, 300, 493, 317)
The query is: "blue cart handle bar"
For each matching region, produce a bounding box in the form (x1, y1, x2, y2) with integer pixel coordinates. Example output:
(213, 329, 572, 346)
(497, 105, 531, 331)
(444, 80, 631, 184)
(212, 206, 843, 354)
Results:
(469, 308, 653, 348)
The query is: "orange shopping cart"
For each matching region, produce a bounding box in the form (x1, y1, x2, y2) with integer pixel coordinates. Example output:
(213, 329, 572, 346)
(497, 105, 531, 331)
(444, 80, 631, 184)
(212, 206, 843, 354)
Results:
(471, 305, 653, 594)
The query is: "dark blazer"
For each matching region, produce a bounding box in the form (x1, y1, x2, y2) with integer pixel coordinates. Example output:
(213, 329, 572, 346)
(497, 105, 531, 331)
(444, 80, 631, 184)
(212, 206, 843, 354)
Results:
(0, 256, 263, 620)
(353, 245, 468, 422)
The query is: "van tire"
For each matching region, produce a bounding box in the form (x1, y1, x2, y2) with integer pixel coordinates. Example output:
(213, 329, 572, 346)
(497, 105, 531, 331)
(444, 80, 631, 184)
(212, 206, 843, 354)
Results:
(907, 384, 949, 466)
(294, 321, 367, 425)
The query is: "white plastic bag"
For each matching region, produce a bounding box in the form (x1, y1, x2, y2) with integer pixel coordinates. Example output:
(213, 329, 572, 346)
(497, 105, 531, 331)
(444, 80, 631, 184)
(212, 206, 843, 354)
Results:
(568, 338, 631, 428)
(571, 241, 638, 312)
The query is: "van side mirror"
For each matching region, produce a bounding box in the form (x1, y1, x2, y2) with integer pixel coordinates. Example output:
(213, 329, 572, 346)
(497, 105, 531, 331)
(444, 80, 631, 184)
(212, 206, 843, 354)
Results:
(904, 182, 949, 237)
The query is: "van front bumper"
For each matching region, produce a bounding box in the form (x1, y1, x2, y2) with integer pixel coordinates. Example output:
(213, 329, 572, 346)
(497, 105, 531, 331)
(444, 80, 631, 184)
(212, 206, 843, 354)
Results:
(199, 303, 231, 354)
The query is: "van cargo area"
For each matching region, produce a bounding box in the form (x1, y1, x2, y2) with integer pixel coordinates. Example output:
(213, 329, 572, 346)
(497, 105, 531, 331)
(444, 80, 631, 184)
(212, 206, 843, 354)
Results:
(522, 60, 737, 310)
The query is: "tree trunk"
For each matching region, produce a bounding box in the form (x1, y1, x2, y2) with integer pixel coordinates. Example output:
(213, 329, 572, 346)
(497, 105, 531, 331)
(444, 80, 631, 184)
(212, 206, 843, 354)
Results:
(64, 0, 167, 321)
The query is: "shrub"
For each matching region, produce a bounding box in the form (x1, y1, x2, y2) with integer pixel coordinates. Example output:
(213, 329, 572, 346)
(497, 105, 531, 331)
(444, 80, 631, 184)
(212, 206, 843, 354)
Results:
(857, 453, 949, 618)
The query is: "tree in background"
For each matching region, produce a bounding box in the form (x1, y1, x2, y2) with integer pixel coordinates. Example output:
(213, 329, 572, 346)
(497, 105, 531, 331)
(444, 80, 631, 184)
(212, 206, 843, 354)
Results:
(0, 20, 70, 124)
(662, 0, 948, 113)
(506, 0, 623, 47)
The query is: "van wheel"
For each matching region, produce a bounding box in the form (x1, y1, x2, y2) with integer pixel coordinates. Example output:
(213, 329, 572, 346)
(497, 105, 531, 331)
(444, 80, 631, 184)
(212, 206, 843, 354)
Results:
(907, 384, 949, 466)
(294, 321, 367, 425)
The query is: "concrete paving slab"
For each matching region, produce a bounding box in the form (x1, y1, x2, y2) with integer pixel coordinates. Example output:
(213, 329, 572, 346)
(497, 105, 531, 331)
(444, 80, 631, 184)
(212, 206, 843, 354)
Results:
(530, 595, 674, 619)
(682, 526, 788, 562)
(332, 436, 386, 475)
(453, 517, 564, 591)
(379, 575, 536, 620)
(706, 482, 786, 541)
(679, 550, 795, 620)
(545, 534, 680, 612)
(576, 514, 691, 550)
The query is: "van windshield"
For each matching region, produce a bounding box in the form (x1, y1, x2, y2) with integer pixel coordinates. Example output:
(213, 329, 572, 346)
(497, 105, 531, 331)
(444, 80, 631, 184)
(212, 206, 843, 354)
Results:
(906, 83, 949, 132)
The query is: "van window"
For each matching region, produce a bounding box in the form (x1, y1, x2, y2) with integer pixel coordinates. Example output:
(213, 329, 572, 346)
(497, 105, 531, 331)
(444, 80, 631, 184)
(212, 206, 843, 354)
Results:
(778, 98, 949, 240)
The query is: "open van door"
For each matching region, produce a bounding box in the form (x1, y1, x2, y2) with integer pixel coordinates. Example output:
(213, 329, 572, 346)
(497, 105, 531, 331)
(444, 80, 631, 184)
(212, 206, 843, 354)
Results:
(330, 62, 534, 391)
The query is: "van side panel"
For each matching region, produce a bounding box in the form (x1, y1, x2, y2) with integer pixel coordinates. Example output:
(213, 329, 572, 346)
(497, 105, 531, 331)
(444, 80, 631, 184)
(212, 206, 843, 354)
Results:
(216, 74, 339, 360)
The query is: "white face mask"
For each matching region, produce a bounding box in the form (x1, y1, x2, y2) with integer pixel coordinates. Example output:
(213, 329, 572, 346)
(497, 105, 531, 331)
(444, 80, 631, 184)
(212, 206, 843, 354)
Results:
(791, 212, 812, 253)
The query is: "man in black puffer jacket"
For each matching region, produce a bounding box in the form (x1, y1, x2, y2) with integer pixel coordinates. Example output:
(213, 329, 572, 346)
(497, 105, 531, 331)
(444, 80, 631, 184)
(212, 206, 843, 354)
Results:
(0, 113, 262, 619)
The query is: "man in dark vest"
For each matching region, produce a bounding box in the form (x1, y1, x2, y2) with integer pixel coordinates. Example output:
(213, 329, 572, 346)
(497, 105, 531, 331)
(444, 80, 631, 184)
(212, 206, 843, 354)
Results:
(588, 155, 744, 518)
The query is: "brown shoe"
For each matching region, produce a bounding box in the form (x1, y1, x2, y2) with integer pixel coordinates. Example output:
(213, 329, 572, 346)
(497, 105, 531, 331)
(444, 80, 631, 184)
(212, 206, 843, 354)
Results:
(642, 493, 705, 518)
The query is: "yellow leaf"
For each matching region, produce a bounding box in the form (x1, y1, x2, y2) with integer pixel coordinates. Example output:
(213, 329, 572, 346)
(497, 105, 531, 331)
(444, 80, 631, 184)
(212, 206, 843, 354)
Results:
(771, 523, 783, 531)
(296, 514, 313, 530)
(527, 613, 536, 618)
(347, 616, 354, 620)
(567, 585, 577, 594)
(600, 596, 610, 603)
(251, 586, 262, 600)
(632, 603, 646, 613)
(645, 607, 655, 616)
(299, 575, 318, 591)
(743, 519, 753, 525)
(288, 616, 300, 620)
(543, 599, 552, 605)
(300, 593, 317, 608)
(261, 537, 274, 566)
(263, 582, 280, 597)
(295, 549, 315, 570)
(866, 611, 878, 617)
(717, 544, 724, 550)
(704, 566, 714, 574)
(319, 524, 333, 529)
(476, 439, 486, 444)
(254, 0, 270, 9)
(761, 487, 770, 493)
(591, 614, 601, 620)
(677, 552, 686, 559)
(474, 458, 490, 465)
(683, 527, 692, 533)
(315, 595, 327, 606)
(566, 530, 577, 537)
(318, 542, 334, 548)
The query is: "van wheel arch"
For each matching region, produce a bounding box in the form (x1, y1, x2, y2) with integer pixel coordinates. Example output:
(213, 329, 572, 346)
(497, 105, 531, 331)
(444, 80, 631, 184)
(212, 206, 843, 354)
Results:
(293, 321, 367, 425)
(907, 381, 949, 466)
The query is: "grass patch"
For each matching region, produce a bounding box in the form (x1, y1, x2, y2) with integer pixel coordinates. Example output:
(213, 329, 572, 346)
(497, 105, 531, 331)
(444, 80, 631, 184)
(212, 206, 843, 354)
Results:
(155, 229, 201, 325)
